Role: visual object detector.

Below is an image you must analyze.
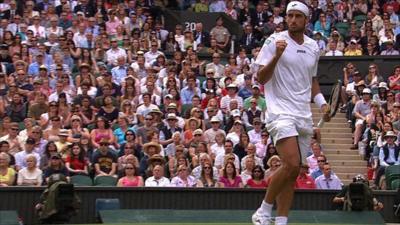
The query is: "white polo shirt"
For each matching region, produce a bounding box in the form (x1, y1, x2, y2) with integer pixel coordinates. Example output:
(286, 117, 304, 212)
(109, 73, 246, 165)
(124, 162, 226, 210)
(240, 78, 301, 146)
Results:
(255, 31, 320, 119)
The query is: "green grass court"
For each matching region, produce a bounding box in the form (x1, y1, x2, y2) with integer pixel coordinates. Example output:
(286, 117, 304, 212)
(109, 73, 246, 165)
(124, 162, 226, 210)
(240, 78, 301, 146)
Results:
(89, 209, 385, 225)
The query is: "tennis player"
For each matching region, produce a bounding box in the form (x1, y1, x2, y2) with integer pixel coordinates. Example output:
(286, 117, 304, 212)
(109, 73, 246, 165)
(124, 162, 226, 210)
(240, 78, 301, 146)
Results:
(252, 1, 330, 225)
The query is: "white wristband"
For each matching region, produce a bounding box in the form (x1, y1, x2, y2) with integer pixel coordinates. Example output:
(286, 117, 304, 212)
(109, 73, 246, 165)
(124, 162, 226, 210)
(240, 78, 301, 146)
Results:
(314, 93, 327, 109)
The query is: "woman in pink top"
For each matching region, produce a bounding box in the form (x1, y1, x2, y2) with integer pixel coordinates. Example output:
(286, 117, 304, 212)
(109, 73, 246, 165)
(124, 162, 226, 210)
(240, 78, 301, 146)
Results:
(117, 163, 144, 187)
(219, 162, 243, 188)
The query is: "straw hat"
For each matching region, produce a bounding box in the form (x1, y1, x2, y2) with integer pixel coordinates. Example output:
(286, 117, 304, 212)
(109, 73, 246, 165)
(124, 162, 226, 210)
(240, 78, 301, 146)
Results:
(147, 154, 166, 165)
(143, 142, 161, 155)
(266, 155, 281, 167)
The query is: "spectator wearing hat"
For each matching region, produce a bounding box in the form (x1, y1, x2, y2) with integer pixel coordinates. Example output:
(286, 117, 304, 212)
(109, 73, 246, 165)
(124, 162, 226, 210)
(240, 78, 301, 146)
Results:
(93, 138, 118, 178)
(220, 83, 243, 113)
(145, 164, 171, 187)
(344, 39, 363, 56)
(381, 39, 399, 55)
(54, 129, 71, 158)
(15, 138, 41, 171)
(204, 116, 226, 145)
(183, 117, 199, 146)
(160, 113, 182, 147)
(315, 163, 342, 190)
(139, 142, 162, 177)
(43, 153, 69, 184)
(295, 164, 316, 189)
(373, 82, 389, 105)
(352, 88, 373, 149)
(374, 131, 400, 188)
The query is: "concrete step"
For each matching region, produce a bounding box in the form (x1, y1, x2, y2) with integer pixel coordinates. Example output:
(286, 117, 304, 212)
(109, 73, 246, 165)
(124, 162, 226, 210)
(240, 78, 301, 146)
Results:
(321, 138, 353, 144)
(329, 160, 367, 167)
(325, 154, 363, 160)
(332, 166, 366, 173)
(319, 133, 354, 138)
(318, 122, 351, 128)
(323, 143, 355, 149)
(336, 172, 368, 180)
(320, 127, 352, 134)
(324, 149, 360, 155)
(313, 117, 347, 123)
(312, 112, 347, 119)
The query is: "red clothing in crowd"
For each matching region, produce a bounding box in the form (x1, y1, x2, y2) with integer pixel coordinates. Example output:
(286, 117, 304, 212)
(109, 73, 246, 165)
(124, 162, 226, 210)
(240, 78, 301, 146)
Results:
(295, 174, 316, 189)
(246, 179, 268, 188)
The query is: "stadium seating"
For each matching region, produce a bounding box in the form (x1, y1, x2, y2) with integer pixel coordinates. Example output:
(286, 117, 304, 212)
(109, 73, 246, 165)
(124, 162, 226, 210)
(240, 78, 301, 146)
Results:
(94, 176, 118, 186)
(70, 175, 93, 186)
(385, 165, 400, 190)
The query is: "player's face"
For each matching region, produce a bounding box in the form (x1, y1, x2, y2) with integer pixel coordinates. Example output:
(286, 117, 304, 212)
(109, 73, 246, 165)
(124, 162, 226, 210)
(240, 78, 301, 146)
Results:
(286, 10, 307, 33)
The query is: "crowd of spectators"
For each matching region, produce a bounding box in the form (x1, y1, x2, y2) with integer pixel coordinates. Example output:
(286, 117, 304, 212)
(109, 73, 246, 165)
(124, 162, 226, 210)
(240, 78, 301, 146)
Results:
(0, 0, 397, 190)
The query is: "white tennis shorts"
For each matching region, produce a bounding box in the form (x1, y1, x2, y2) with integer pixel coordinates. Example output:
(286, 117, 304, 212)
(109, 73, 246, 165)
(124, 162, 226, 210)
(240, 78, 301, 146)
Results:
(266, 113, 314, 164)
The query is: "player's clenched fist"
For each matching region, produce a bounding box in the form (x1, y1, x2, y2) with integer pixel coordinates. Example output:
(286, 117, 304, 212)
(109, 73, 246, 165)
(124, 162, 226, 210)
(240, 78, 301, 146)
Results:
(275, 40, 287, 58)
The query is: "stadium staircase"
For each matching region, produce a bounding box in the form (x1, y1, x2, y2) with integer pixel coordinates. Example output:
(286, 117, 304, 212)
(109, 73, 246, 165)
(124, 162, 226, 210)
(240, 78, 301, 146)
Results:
(311, 105, 367, 185)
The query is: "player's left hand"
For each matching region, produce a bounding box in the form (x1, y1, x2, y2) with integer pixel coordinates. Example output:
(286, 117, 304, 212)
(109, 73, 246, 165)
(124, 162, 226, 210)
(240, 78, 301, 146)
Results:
(321, 104, 331, 122)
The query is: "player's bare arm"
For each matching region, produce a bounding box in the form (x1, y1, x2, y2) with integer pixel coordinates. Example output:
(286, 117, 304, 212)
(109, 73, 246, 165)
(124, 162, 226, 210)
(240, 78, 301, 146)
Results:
(257, 40, 287, 85)
(312, 77, 330, 121)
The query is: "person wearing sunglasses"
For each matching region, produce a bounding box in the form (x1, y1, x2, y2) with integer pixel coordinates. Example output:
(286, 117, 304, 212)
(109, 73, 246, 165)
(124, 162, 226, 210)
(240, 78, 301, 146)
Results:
(92, 138, 117, 178)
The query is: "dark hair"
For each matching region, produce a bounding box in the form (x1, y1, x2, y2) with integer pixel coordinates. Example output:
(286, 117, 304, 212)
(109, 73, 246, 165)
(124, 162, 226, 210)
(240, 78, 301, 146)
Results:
(125, 130, 136, 140)
(70, 143, 86, 162)
(44, 141, 58, 158)
(96, 116, 110, 129)
(251, 165, 265, 180)
(225, 139, 234, 147)
(0, 140, 10, 148)
(222, 161, 236, 178)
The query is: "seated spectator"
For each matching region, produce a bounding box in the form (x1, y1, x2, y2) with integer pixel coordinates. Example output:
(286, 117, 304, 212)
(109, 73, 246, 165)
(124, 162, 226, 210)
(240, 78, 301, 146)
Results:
(295, 164, 316, 189)
(315, 163, 342, 190)
(145, 165, 171, 187)
(306, 142, 324, 173)
(117, 163, 144, 187)
(43, 153, 70, 184)
(219, 162, 243, 188)
(246, 165, 267, 188)
(17, 154, 43, 186)
(324, 41, 343, 56)
(0, 152, 16, 186)
(65, 143, 89, 176)
(90, 117, 117, 150)
(311, 155, 328, 179)
(171, 164, 197, 187)
(344, 39, 363, 56)
(93, 138, 118, 178)
(15, 138, 41, 171)
(374, 131, 400, 189)
(196, 162, 221, 187)
(264, 155, 281, 185)
(380, 39, 399, 55)
(351, 88, 372, 149)
(240, 156, 256, 185)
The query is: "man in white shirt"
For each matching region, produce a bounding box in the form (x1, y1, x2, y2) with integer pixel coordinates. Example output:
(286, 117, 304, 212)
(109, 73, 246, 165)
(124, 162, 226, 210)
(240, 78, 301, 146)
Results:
(72, 23, 87, 48)
(136, 93, 159, 124)
(105, 39, 127, 66)
(214, 140, 240, 169)
(205, 53, 225, 78)
(14, 138, 41, 171)
(324, 40, 343, 56)
(145, 165, 170, 187)
(220, 84, 243, 113)
(314, 163, 342, 190)
(252, 2, 330, 225)
(144, 40, 164, 65)
(204, 116, 226, 145)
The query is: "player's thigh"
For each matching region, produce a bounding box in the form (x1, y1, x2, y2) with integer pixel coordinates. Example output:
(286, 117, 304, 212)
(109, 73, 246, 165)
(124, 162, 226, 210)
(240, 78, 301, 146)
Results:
(267, 116, 301, 167)
(275, 136, 301, 168)
(298, 133, 312, 165)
